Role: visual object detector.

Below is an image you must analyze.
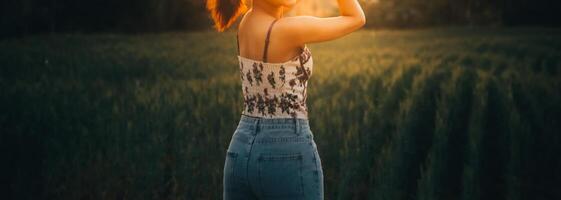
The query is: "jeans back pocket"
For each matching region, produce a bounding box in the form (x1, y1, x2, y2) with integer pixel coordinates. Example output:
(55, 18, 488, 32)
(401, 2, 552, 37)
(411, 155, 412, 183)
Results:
(258, 152, 304, 198)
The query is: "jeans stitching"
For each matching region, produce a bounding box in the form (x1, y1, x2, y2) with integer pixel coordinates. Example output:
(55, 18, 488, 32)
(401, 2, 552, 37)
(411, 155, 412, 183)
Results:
(225, 151, 238, 191)
(240, 124, 309, 129)
(309, 139, 323, 197)
(256, 136, 309, 144)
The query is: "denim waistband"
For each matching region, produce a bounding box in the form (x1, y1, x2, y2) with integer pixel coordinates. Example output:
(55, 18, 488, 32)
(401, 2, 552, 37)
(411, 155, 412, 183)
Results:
(239, 114, 310, 130)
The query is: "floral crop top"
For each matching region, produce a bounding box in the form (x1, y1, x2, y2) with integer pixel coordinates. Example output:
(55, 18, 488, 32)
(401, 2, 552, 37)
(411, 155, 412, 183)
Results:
(237, 19, 313, 119)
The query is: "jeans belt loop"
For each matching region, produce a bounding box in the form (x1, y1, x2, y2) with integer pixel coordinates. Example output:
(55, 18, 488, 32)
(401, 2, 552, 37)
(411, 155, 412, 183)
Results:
(253, 118, 260, 135)
(294, 117, 300, 135)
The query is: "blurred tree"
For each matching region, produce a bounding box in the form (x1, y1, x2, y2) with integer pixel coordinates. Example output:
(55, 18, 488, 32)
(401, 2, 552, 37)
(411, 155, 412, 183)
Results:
(0, 0, 560, 38)
(0, 0, 210, 38)
(364, 0, 560, 28)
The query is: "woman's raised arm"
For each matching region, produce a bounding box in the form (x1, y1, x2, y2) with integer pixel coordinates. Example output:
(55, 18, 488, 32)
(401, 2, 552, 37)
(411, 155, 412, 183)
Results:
(278, 0, 366, 44)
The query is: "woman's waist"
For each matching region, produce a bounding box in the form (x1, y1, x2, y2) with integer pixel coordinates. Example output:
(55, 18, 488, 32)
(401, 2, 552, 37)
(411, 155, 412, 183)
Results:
(242, 85, 306, 97)
(242, 105, 309, 120)
(232, 114, 314, 144)
(239, 114, 309, 130)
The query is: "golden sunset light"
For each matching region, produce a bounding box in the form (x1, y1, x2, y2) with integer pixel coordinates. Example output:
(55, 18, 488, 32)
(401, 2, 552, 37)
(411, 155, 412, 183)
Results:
(4, 0, 561, 199)
(285, 0, 379, 17)
(286, 0, 338, 17)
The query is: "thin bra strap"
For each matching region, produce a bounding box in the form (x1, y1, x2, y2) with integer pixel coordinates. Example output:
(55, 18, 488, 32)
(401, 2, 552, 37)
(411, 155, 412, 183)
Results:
(236, 31, 240, 56)
(263, 19, 279, 63)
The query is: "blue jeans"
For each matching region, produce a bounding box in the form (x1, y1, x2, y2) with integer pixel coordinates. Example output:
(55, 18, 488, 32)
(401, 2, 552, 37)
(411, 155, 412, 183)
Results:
(223, 115, 324, 200)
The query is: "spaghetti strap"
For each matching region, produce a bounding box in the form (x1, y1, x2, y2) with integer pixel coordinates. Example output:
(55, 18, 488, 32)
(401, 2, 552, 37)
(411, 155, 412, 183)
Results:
(236, 30, 240, 56)
(263, 19, 279, 63)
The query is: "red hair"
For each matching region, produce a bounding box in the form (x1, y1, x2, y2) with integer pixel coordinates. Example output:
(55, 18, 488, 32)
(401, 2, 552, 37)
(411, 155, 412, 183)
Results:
(206, 0, 249, 32)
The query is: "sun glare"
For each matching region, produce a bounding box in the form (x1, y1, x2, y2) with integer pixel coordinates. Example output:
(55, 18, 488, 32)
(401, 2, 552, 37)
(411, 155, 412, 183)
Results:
(285, 0, 338, 17)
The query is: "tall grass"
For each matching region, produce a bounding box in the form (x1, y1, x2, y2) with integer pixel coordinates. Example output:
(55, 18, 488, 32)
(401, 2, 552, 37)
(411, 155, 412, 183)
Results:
(1, 28, 560, 199)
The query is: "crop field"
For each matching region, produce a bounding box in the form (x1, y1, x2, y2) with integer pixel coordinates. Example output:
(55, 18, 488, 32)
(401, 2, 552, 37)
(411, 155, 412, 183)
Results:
(1, 28, 560, 199)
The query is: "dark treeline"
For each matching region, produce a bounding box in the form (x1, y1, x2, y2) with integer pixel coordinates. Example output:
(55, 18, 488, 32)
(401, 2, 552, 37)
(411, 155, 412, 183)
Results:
(0, 0, 210, 38)
(365, 0, 561, 28)
(1, 0, 561, 38)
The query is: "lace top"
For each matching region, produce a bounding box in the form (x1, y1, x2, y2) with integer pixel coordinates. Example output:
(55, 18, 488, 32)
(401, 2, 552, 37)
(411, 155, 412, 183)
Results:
(237, 19, 313, 119)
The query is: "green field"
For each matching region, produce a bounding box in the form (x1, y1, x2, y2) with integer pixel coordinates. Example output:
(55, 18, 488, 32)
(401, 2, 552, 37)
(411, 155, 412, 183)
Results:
(1, 29, 561, 200)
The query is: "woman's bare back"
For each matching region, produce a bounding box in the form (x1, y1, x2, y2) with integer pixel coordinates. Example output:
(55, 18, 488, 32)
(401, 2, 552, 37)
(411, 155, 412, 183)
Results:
(237, 10, 305, 63)
(236, 0, 365, 63)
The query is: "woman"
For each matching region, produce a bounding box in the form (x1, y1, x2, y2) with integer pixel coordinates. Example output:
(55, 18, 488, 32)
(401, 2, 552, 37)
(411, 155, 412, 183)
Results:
(207, 0, 365, 199)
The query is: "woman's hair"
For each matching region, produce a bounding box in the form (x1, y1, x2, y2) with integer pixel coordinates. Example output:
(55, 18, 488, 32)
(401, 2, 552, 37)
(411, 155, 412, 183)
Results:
(206, 0, 249, 32)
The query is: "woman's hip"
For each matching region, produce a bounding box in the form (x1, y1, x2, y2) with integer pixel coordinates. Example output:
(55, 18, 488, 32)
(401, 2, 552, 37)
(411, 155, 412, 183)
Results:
(224, 115, 323, 199)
